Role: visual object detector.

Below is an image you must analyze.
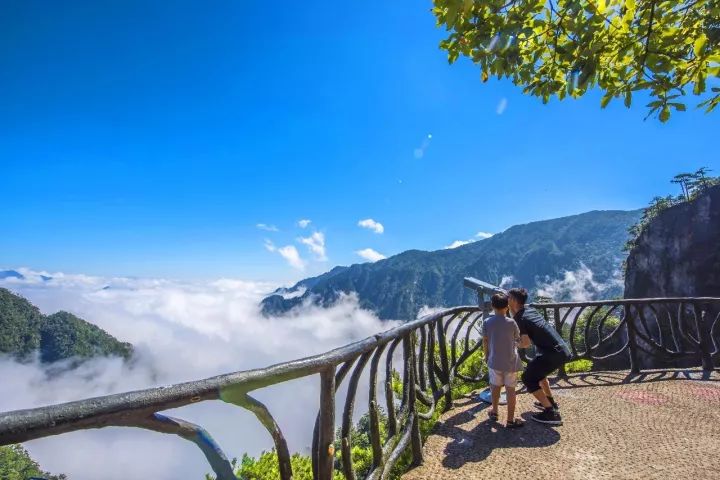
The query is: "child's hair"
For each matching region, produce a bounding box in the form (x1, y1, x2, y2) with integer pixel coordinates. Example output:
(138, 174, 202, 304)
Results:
(508, 287, 529, 305)
(491, 293, 509, 309)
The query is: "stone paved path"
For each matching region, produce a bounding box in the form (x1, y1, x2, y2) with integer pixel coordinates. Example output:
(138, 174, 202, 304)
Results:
(403, 369, 720, 480)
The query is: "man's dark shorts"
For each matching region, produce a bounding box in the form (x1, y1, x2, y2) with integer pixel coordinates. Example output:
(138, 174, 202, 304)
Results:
(521, 349, 572, 393)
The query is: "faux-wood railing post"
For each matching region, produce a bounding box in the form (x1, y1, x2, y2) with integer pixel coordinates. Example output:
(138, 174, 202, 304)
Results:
(694, 305, 715, 371)
(318, 368, 336, 480)
(552, 306, 567, 378)
(436, 318, 453, 412)
(404, 334, 424, 467)
(625, 304, 641, 374)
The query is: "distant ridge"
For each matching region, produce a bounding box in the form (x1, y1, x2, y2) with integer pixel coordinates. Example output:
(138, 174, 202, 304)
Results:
(262, 209, 642, 320)
(0, 269, 52, 282)
(0, 270, 24, 280)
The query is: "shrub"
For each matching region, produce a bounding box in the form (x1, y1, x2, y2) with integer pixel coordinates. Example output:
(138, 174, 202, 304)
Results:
(564, 359, 593, 374)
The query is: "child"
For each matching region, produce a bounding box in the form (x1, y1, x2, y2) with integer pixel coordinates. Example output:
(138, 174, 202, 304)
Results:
(482, 292, 524, 428)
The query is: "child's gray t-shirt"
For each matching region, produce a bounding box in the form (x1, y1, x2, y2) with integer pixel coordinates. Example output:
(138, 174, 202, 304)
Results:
(483, 314, 523, 372)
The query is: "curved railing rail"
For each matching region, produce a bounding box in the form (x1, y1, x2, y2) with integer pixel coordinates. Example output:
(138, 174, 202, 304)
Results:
(1, 288, 719, 480)
(531, 297, 720, 374)
(0, 306, 487, 480)
(462, 277, 720, 373)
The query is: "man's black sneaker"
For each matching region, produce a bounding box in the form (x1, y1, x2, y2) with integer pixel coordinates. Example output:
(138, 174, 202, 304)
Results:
(531, 408, 563, 425)
(533, 399, 559, 410)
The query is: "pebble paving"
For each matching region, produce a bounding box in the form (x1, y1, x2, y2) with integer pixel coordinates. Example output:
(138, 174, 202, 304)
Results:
(402, 369, 720, 480)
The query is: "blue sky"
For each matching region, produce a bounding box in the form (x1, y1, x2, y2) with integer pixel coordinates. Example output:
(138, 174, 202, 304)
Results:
(2, 0, 718, 283)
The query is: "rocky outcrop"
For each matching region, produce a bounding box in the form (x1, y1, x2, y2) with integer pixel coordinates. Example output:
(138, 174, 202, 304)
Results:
(624, 185, 720, 298)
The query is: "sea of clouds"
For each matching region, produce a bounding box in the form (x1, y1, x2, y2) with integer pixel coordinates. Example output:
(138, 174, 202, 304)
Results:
(0, 268, 398, 480)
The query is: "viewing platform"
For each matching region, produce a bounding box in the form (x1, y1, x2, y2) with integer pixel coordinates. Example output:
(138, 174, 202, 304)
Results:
(403, 369, 720, 480)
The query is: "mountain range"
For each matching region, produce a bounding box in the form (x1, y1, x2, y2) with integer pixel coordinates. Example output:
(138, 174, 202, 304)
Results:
(262, 209, 642, 320)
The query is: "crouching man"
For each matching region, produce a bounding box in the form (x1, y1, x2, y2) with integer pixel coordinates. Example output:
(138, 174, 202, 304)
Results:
(508, 288, 571, 425)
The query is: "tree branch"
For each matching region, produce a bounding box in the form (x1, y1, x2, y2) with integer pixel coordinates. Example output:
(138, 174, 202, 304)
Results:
(639, 0, 658, 73)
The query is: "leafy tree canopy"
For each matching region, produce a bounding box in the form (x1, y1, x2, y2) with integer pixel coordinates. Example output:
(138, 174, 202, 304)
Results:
(0, 444, 67, 480)
(433, 0, 720, 121)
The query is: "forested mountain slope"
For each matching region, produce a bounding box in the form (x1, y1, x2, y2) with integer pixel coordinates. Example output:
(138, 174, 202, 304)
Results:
(0, 287, 132, 363)
(263, 209, 642, 320)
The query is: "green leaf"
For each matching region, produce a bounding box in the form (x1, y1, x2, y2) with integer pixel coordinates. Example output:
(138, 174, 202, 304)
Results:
(463, 0, 474, 15)
(600, 94, 612, 108)
(671, 102, 686, 112)
(446, 5, 459, 29)
(659, 106, 670, 122)
(694, 34, 707, 57)
(624, 91, 632, 108)
(596, 0, 606, 14)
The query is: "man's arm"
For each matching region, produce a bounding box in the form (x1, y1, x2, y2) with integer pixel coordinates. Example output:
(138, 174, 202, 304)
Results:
(483, 335, 489, 358)
(515, 315, 532, 349)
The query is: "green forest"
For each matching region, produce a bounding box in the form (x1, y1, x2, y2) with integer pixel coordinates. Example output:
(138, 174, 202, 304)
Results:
(0, 288, 133, 364)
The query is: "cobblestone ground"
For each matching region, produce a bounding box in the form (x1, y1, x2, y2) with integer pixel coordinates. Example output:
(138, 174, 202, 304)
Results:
(403, 369, 720, 480)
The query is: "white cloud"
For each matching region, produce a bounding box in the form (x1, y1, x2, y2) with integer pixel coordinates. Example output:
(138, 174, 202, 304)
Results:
(536, 263, 623, 302)
(500, 275, 515, 289)
(274, 286, 307, 300)
(496, 97, 508, 115)
(355, 248, 386, 262)
(443, 232, 493, 250)
(444, 231, 494, 249)
(444, 240, 471, 249)
(277, 245, 306, 270)
(256, 223, 279, 232)
(297, 219, 311, 229)
(298, 232, 327, 261)
(264, 241, 306, 270)
(0, 269, 396, 480)
(358, 218, 384, 234)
